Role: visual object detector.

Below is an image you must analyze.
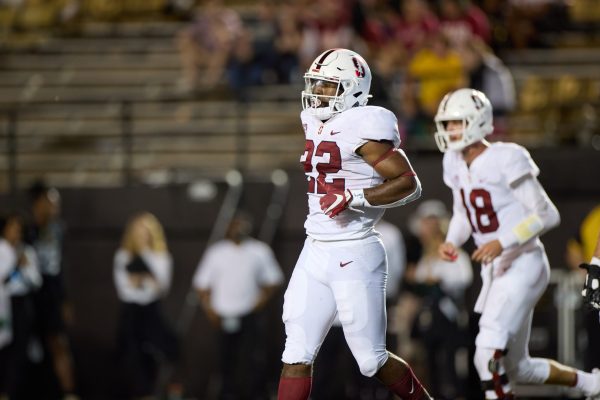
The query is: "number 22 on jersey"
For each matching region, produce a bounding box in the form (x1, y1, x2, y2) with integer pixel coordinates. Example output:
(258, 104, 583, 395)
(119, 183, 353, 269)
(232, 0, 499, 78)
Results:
(301, 139, 345, 194)
(460, 188, 499, 233)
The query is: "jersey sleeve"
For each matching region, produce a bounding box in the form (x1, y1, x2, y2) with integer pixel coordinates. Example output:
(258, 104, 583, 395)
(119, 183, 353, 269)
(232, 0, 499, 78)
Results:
(352, 107, 401, 152)
(502, 145, 540, 185)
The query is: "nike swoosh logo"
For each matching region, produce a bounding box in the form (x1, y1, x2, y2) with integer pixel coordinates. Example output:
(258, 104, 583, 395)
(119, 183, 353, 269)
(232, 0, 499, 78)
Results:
(339, 261, 353, 267)
(330, 131, 341, 135)
(324, 194, 344, 214)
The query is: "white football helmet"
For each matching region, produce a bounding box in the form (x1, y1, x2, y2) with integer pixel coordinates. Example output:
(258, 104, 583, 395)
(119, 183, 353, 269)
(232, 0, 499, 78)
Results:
(434, 88, 494, 152)
(302, 48, 372, 121)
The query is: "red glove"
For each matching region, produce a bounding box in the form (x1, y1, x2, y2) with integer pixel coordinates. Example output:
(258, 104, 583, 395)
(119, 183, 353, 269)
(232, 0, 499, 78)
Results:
(320, 190, 353, 218)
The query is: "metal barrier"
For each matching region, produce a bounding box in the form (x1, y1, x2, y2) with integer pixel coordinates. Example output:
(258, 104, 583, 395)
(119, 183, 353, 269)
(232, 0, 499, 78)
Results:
(0, 96, 301, 198)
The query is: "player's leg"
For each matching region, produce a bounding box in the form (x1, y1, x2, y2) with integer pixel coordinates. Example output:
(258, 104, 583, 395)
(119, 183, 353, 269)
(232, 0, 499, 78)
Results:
(504, 306, 600, 396)
(474, 294, 520, 399)
(472, 248, 551, 399)
(376, 352, 431, 400)
(498, 249, 600, 397)
(330, 237, 431, 400)
(474, 346, 514, 399)
(278, 239, 338, 400)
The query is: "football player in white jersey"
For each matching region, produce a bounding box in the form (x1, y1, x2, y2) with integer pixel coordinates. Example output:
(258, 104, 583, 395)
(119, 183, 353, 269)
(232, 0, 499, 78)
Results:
(277, 49, 432, 400)
(435, 88, 600, 400)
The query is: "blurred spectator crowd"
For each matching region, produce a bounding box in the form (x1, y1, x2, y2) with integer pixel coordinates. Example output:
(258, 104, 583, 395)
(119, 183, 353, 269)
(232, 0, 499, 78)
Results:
(2, 0, 599, 150)
(172, 0, 576, 143)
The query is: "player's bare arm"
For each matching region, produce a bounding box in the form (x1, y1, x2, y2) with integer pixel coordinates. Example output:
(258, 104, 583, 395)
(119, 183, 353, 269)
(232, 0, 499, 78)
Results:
(357, 140, 419, 205)
(320, 141, 421, 218)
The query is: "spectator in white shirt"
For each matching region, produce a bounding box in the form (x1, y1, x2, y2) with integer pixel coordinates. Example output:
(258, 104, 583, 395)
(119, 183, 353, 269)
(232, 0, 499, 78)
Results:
(193, 212, 284, 400)
(113, 212, 180, 399)
(0, 214, 42, 399)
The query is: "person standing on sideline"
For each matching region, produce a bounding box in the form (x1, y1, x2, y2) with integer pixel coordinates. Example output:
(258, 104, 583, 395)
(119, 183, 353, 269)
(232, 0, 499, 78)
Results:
(435, 88, 600, 399)
(26, 182, 78, 400)
(193, 212, 284, 400)
(114, 212, 180, 399)
(0, 214, 42, 399)
(277, 48, 431, 400)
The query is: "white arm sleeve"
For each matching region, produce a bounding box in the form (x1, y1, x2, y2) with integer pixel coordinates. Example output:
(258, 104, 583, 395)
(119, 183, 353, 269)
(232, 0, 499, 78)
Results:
(498, 174, 560, 248)
(446, 189, 473, 247)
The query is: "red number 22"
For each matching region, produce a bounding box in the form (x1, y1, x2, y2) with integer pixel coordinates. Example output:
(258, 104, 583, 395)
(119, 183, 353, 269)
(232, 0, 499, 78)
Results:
(301, 139, 345, 194)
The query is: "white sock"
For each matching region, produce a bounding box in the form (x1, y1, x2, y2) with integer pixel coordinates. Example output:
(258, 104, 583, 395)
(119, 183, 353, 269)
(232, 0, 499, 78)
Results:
(575, 370, 599, 394)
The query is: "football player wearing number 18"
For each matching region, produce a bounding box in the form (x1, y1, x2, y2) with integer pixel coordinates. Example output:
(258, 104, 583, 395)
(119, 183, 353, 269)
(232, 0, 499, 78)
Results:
(277, 48, 431, 400)
(435, 88, 600, 400)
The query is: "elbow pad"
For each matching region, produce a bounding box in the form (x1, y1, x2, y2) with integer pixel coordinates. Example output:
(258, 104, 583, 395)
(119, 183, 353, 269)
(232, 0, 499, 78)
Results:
(349, 176, 422, 209)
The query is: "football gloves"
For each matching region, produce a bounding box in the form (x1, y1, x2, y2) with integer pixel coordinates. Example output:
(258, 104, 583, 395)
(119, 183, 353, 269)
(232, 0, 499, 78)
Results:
(580, 262, 600, 310)
(320, 189, 354, 218)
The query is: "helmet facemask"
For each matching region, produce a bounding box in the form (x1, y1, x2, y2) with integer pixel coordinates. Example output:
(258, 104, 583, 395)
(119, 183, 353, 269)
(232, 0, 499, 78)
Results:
(435, 116, 478, 152)
(301, 49, 372, 121)
(302, 75, 348, 121)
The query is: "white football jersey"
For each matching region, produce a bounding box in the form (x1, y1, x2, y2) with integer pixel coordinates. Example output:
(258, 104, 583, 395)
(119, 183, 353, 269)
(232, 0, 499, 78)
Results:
(443, 142, 540, 248)
(300, 106, 401, 241)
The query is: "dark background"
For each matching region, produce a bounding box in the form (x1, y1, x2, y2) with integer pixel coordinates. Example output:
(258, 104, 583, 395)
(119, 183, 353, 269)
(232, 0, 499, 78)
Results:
(1, 147, 597, 399)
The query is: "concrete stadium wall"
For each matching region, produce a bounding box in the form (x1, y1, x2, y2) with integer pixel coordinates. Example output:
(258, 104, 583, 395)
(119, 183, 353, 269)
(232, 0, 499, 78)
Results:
(0, 147, 598, 398)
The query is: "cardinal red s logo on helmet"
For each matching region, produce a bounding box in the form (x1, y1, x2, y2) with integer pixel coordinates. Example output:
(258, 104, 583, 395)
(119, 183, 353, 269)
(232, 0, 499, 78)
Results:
(352, 57, 366, 78)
